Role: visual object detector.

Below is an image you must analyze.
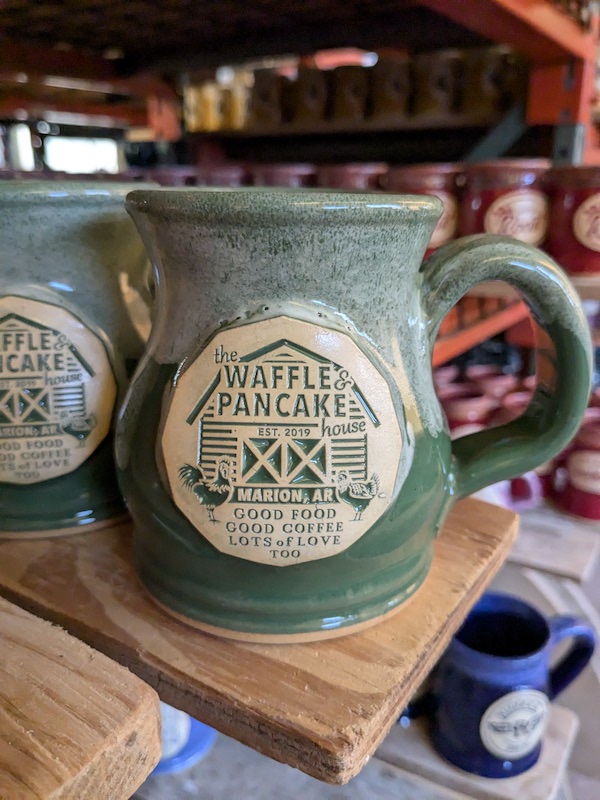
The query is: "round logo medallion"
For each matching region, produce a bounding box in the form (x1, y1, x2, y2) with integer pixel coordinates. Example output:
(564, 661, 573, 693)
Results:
(0, 296, 116, 485)
(479, 689, 549, 760)
(483, 190, 548, 246)
(567, 450, 600, 494)
(161, 316, 404, 566)
(573, 193, 600, 252)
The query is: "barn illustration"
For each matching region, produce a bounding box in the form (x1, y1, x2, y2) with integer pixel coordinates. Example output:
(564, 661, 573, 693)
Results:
(184, 339, 380, 497)
(0, 312, 96, 438)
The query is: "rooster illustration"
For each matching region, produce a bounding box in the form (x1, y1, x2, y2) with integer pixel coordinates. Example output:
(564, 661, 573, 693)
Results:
(335, 471, 381, 521)
(178, 457, 232, 522)
(61, 414, 97, 440)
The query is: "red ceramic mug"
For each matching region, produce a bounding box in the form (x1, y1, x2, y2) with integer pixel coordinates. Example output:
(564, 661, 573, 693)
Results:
(433, 364, 460, 387)
(197, 164, 247, 187)
(460, 159, 550, 245)
(439, 385, 497, 430)
(466, 364, 518, 399)
(383, 163, 461, 257)
(251, 163, 316, 187)
(544, 166, 600, 276)
(488, 390, 532, 427)
(556, 422, 600, 519)
(317, 163, 387, 190)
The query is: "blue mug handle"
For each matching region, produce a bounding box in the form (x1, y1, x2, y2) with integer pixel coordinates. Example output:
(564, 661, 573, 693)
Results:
(548, 615, 596, 699)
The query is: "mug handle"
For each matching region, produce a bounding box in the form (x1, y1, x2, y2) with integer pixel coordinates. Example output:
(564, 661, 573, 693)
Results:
(548, 615, 596, 699)
(422, 234, 592, 498)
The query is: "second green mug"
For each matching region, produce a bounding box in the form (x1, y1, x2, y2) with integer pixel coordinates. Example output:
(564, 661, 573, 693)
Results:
(0, 182, 150, 537)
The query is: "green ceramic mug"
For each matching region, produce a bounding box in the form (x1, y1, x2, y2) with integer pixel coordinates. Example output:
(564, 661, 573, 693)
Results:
(120, 189, 592, 642)
(0, 182, 151, 537)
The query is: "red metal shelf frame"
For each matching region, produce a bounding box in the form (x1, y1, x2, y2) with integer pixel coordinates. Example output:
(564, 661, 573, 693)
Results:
(433, 301, 529, 367)
(421, 0, 600, 162)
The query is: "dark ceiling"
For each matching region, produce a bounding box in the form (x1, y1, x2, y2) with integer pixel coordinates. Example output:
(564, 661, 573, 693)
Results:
(0, 1, 489, 71)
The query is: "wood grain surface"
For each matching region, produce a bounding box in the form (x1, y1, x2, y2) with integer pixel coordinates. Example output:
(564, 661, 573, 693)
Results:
(0, 498, 517, 784)
(0, 596, 161, 800)
(376, 705, 579, 800)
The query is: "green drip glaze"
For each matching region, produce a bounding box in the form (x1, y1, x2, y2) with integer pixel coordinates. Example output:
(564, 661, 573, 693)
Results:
(119, 188, 592, 638)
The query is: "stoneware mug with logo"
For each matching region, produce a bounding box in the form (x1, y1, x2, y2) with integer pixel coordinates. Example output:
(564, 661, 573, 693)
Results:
(460, 159, 550, 244)
(120, 188, 591, 642)
(426, 592, 595, 778)
(0, 182, 151, 537)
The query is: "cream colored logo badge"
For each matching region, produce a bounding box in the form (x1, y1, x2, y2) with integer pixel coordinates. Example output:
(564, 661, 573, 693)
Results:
(573, 193, 600, 252)
(484, 190, 548, 245)
(567, 450, 600, 494)
(162, 316, 403, 566)
(0, 296, 116, 485)
(480, 690, 549, 760)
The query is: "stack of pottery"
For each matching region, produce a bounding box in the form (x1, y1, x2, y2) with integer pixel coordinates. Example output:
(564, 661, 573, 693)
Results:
(250, 163, 316, 187)
(317, 163, 387, 190)
(434, 365, 543, 511)
(434, 358, 600, 518)
(434, 364, 523, 435)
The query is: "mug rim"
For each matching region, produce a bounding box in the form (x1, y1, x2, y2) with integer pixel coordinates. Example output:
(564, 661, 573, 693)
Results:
(0, 180, 156, 202)
(125, 186, 443, 223)
(449, 591, 550, 668)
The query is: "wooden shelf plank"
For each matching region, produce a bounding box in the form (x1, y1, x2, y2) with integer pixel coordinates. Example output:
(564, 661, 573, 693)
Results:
(376, 705, 579, 800)
(0, 596, 161, 800)
(433, 301, 529, 367)
(508, 503, 600, 583)
(0, 498, 517, 785)
(0, 97, 147, 126)
(190, 109, 503, 139)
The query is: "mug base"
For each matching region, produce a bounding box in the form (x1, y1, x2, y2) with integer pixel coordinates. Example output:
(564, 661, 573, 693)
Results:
(147, 586, 420, 643)
(0, 513, 129, 541)
(431, 729, 541, 779)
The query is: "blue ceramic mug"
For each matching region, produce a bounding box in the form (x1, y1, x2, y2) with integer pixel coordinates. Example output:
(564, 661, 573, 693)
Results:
(418, 592, 595, 778)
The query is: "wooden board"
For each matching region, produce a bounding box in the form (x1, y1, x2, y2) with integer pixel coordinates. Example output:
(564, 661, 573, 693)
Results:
(0, 596, 161, 800)
(0, 498, 517, 785)
(376, 705, 579, 800)
(507, 503, 600, 583)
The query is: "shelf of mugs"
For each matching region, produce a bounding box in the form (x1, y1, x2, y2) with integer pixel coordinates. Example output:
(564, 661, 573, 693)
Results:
(0, 39, 179, 137)
(0, 499, 518, 784)
(376, 705, 579, 800)
(0, 595, 161, 799)
(185, 43, 526, 138)
(190, 110, 508, 140)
